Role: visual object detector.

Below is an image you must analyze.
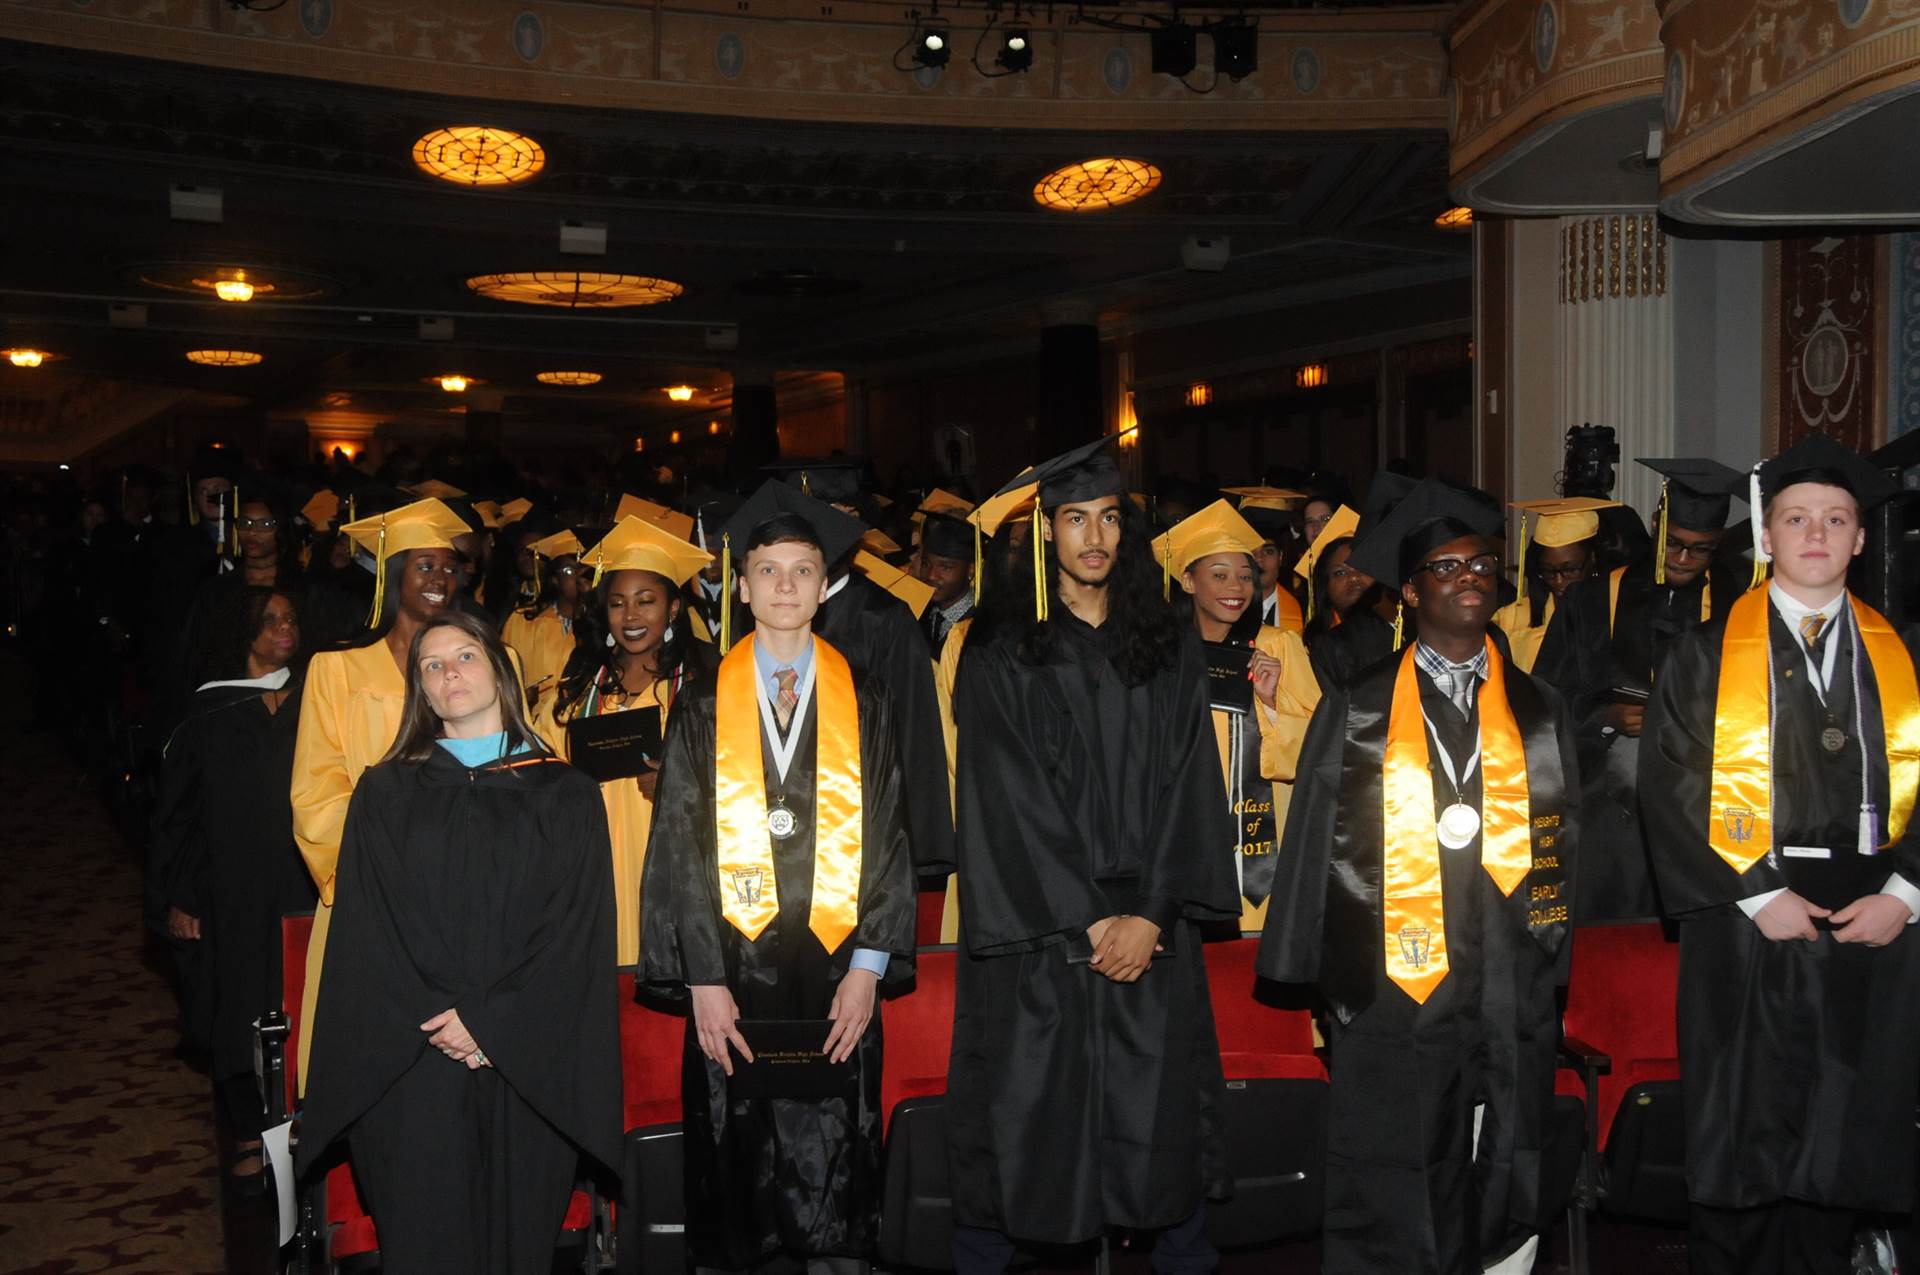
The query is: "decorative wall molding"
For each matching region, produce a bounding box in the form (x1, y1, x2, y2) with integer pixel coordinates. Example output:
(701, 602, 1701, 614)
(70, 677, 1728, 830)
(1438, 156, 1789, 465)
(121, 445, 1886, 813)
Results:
(1774, 234, 1880, 451)
(1890, 233, 1920, 440)
(1558, 213, 1667, 303)
(0, 0, 1448, 132)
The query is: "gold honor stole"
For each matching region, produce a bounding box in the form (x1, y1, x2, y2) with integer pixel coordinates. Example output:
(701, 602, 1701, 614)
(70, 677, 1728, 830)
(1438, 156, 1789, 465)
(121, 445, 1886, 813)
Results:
(1708, 588, 1920, 874)
(1381, 638, 1532, 1004)
(713, 634, 865, 953)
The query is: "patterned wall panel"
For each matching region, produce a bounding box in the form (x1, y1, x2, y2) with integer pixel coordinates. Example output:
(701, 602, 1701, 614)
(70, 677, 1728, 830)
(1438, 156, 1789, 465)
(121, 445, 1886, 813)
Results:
(1776, 235, 1878, 451)
(1889, 233, 1920, 440)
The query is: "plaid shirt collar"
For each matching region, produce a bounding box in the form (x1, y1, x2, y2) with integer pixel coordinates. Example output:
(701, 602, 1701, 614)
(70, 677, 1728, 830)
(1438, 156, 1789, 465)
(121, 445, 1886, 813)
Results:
(1413, 640, 1489, 708)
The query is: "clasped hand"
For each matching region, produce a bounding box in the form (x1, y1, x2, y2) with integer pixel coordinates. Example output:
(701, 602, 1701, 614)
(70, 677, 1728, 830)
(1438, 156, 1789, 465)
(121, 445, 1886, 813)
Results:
(1754, 890, 1909, 946)
(421, 1008, 491, 1069)
(1086, 916, 1163, 983)
(692, 970, 878, 1076)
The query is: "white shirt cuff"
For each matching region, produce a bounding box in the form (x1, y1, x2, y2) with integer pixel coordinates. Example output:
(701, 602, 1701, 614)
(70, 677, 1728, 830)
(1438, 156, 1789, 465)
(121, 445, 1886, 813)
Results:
(1881, 874, 1920, 924)
(1737, 887, 1788, 920)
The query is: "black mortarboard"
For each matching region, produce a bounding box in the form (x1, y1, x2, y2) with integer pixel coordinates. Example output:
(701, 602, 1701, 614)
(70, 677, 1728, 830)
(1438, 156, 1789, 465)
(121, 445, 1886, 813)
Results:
(1756, 432, 1899, 509)
(439, 495, 485, 535)
(990, 435, 1125, 509)
(684, 485, 743, 555)
(721, 479, 866, 568)
(761, 458, 868, 506)
(919, 511, 973, 561)
(1637, 457, 1746, 530)
(1346, 477, 1504, 590)
(1357, 471, 1420, 537)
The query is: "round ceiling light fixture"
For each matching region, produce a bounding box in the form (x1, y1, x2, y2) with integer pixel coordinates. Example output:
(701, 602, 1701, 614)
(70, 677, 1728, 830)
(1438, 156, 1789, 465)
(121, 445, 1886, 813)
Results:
(1032, 157, 1164, 212)
(5, 348, 54, 368)
(664, 384, 696, 403)
(466, 271, 685, 309)
(411, 126, 546, 187)
(128, 261, 336, 303)
(535, 370, 603, 387)
(428, 373, 484, 393)
(1434, 205, 1475, 231)
(185, 349, 264, 367)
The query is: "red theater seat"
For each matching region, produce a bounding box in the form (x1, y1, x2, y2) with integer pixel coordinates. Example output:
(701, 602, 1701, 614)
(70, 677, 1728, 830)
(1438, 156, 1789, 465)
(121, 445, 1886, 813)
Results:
(1556, 922, 1681, 1149)
(617, 973, 685, 1130)
(1203, 936, 1326, 1082)
(880, 947, 957, 1132)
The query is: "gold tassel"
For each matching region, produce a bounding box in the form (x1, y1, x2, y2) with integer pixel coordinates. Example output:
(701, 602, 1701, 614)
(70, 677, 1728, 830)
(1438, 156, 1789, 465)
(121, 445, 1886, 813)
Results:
(719, 532, 733, 654)
(366, 518, 387, 628)
(1515, 512, 1530, 604)
(1030, 505, 1049, 622)
(1305, 583, 1315, 625)
(587, 545, 601, 588)
(1654, 479, 1670, 586)
(1392, 601, 1404, 652)
(1750, 553, 1768, 590)
(348, 494, 357, 524)
(972, 523, 984, 606)
(186, 470, 198, 526)
(226, 484, 239, 558)
(1161, 537, 1171, 601)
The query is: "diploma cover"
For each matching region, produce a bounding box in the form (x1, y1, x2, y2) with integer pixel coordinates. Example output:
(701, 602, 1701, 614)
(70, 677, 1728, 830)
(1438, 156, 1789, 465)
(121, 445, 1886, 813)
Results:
(728, 1019, 855, 1100)
(566, 706, 663, 783)
(1202, 641, 1254, 713)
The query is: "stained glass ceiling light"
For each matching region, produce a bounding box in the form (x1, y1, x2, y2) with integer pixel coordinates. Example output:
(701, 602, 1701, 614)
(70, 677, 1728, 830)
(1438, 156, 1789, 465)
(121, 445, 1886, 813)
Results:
(536, 370, 603, 386)
(412, 126, 546, 187)
(1434, 206, 1475, 231)
(1032, 158, 1163, 212)
(185, 350, 264, 367)
(466, 272, 685, 309)
(5, 348, 53, 368)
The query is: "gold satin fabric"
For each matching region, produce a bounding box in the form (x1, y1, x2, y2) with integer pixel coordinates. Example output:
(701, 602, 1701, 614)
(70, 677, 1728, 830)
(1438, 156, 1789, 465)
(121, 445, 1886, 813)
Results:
(713, 634, 865, 953)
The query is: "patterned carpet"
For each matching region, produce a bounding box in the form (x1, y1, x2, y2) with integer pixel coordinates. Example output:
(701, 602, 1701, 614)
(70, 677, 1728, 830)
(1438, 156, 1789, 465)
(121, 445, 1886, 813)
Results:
(0, 663, 225, 1275)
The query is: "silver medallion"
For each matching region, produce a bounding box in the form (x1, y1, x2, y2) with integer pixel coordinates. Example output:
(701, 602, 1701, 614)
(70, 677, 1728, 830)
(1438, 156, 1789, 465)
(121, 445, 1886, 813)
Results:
(1821, 726, 1847, 754)
(1437, 802, 1481, 850)
(767, 804, 797, 839)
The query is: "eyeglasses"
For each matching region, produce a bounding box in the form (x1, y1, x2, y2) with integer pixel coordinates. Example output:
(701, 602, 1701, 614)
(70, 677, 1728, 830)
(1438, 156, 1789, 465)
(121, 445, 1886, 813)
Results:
(1414, 553, 1501, 583)
(1537, 560, 1591, 581)
(1664, 537, 1722, 561)
(235, 517, 279, 532)
(554, 564, 587, 578)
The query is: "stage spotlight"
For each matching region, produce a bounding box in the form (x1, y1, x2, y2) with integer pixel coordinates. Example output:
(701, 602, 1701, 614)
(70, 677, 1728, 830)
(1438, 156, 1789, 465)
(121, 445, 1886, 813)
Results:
(914, 20, 952, 69)
(1150, 23, 1197, 78)
(1212, 21, 1258, 80)
(996, 26, 1033, 73)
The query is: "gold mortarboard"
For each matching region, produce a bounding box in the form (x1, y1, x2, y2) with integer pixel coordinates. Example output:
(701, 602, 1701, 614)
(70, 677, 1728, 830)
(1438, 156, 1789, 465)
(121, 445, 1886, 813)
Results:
(1223, 485, 1311, 512)
(301, 489, 341, 530)
(404, 478, 468, 502)
(583, 516, 713, 588)
(966, 470, 1037, 608)
(913, 488, 976, 525)
(470, 499, 504, 530)
(615, 493, 697, 542)
(529, 529, 586, 560)
(1510, 496, 1618, 601)
(1151, 500, 1265, 598)
(1294, 505, 1362, 581)
(499, 497, 534, 523)
(854, 549, 935, 619)
(340, 498, 471, 626)
(861, 527, 904, 557)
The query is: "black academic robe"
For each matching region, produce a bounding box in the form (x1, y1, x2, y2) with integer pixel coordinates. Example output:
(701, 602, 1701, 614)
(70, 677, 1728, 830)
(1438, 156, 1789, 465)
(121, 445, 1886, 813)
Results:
(1259, 647, 1578, 1274)
(147, 681, 315, 1082)
(297, 750, 623, 1275)
(946, 615, 1239, 1244)
(159, 572, 361, 733)
(639, 668, 916, 1268)
(1308, 607, 1399, 693)
(816, 573, 956, 874)
(1640, 599, 1920, 1213)
(1539, 560, 1747, 922)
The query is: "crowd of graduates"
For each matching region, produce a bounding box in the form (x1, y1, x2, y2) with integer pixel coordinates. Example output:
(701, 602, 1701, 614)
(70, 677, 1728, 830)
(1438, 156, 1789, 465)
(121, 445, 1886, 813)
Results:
(7, 424, 1918, 1275)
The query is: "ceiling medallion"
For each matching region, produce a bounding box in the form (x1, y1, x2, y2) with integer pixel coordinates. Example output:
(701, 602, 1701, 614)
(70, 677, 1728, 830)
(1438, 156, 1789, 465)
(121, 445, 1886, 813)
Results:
(412, 126, 546, 187)
(466, 271, 684, 309)
(1434, 206, 1475, 231)
(1032, 158, 1163, 212)
(535, 370, 603, 386)
(128, 261, 337, 303)
(185, 350, 265, 367)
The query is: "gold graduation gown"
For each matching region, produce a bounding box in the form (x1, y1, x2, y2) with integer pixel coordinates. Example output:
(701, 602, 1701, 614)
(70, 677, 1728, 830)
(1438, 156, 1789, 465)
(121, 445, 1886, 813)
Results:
(1219, 625, 1321, 931)
(534, 676, 674, 967)
(1491, 595, 1555, 675)
(502, 606, 575, 709)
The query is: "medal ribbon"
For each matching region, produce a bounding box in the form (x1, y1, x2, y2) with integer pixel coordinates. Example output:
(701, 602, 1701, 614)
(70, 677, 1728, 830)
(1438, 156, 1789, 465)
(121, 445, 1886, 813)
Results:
(1710, 588, 1920, 873)
(1381, 638, 1532, 1005)
(714, 634, 865, 951)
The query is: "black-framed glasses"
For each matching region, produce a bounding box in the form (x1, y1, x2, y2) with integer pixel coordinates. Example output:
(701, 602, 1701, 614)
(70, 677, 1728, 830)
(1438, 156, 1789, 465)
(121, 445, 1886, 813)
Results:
(1414, 553, 1501, 583)
(1537, 559, 1592, 581)
(1664, 537, 1722, 561)
(235, 516, 279, 532)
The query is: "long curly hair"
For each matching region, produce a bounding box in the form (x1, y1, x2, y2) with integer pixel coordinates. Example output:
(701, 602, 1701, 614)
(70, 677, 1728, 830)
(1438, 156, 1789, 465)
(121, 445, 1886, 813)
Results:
(553, 569, 710, 717)
(193, 584, 305, 688)
(966, 495, 1184, 687)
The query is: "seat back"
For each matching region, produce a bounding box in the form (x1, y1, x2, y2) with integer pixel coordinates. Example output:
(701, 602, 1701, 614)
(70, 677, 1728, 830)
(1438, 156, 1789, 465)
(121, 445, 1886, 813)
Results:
(618, 973, 685, 1131)
(279, 912, 314, 1116)
(879, 947, 958, 1134)
(1560, 922, 1681, 1149)
(1599, 1080, 1689, 1223)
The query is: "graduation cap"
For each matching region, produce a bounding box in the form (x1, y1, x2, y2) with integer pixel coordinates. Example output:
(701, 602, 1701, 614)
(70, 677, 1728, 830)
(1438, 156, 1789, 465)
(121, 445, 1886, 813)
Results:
(1510, 496, 1618, 602)
(919, 512, 973, 562)
(529, 528, 586, 561)
(1636, 457, 1746, 584)
(1152, 500, 1265, 581)
(853, 550, 935, 619)
(762, 458, 867, 506)
(716, 480, 868, 651)
(1019, 434, 1128, 510)
(582, 516, 712, 588)
(1749, 432, 1901, 580)
(1294, 504, 1362, 582)
(964, 473, 1036, 607)
(914, 488, 976, 525)
(615, 493, 696, 542)
(1224, 485, 1310, 512)
(301, 489, 343, 531)
(341, 498, 471, 626)
(1347, 478, 1504, 593)
(469, 499, 505, 530)
(499, 497, 535, 524)
(686, 487, 743, 556)
(860, 526, 904, 557)
(405, 478, 468, 502)
(1359, 472, 1420, 535)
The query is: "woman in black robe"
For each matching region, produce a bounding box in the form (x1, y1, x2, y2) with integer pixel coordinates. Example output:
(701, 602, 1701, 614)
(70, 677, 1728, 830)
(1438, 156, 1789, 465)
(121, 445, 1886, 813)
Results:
(297, 610, 622, 1275)
(148, 585, 313, 1178)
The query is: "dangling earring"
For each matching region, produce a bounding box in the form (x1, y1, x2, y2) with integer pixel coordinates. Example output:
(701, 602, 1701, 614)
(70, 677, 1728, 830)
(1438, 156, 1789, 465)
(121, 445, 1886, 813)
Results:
(661, 622, 675, 643)
(605, 631, 616, 648)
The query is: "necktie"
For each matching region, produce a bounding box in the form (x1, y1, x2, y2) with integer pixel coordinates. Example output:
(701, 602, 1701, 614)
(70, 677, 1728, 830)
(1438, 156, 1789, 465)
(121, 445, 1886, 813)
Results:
(773, 667, 799, 733)
(1800, 612, 1828, 655)
(1438, 665, 1475, 719)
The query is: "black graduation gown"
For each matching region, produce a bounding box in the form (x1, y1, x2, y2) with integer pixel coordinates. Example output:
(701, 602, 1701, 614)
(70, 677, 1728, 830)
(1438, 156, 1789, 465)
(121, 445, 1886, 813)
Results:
(147, 682, 315, 1081)
(296, 750, 623, 1275)
(639, 670, 916, 1267)
(946, 616, 1239, 1243)
(816, 573, 956, 874)
(1259, 648, 1578, 1275)
(1539, 560, 1747, 922)
(1640, 601, 1920, 1213)
(1308, 607, 1399, 693)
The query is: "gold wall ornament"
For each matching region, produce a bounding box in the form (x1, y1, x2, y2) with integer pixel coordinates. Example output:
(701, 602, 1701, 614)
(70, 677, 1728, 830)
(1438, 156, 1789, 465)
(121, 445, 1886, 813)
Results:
(185, 350, 265, 367)
(535, 370, 603, 386)
(412, 126, 546, 187)
(1558, 214, 1668, 305)
(1032, 158, 1163, 212)
(466, 271, 684, 308)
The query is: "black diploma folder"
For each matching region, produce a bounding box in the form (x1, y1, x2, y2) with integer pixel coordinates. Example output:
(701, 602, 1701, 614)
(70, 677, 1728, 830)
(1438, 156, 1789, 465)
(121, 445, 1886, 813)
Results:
(728, 1019, 854, 1100)
(1202, 641, 1255, 713)
(566, 706, 663, 783)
